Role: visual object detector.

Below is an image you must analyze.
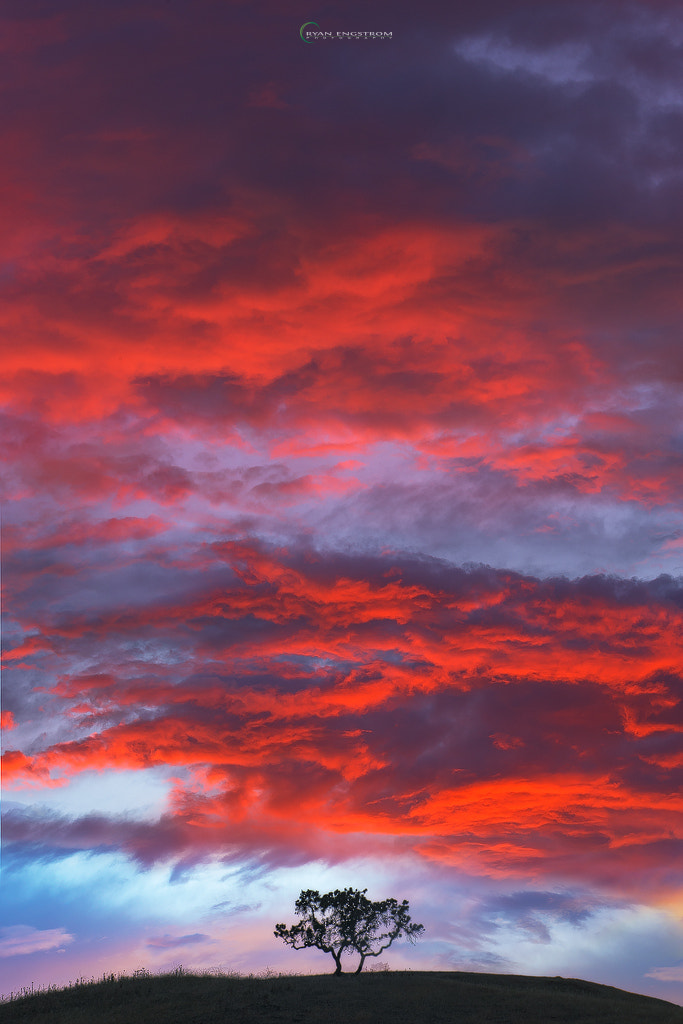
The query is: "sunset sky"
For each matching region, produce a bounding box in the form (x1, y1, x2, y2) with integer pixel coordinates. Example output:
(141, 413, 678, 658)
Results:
(2, 0, 683, 1004)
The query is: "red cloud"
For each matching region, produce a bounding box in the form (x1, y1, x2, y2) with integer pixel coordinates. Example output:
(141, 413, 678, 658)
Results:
(1, 711, 16, 730)
(0, 197, 681, 520)
(2, 516, 169, 555)
(3, 547, 682, 896)
(2, 0, 683, 924)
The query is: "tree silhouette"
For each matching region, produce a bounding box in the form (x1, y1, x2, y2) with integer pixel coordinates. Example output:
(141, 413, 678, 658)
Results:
(274, 887, 424, 975)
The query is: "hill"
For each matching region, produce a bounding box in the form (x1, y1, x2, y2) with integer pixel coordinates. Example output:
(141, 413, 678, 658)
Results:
(1, 969, 681, 1024)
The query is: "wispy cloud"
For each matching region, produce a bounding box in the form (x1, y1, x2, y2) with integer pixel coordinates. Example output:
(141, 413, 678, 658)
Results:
(146, 933, 212, 950)
(0, 926, 74, 958)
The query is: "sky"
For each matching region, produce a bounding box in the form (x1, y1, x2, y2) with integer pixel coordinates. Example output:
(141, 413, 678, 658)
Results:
(1, 0, 683, 1004)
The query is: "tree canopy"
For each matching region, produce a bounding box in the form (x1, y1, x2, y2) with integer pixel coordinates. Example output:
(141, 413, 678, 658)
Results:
(274, 887, 425, 974)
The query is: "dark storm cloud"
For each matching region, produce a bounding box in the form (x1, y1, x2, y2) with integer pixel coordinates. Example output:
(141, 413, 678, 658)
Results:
(3, 0, 683, 237)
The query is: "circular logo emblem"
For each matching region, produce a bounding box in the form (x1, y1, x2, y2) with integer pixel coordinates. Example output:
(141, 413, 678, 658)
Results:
(299, 21, 319, 43)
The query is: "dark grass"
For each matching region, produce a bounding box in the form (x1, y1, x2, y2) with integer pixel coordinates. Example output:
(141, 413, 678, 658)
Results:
(1, 969, 682, 1024)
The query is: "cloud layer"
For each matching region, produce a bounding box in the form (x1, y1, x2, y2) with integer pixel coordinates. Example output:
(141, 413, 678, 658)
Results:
(1, 0, 682, 1005)
(4, 545, 683, 899)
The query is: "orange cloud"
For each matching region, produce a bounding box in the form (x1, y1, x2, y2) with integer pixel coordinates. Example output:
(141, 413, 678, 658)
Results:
(1, 711, 16, 730)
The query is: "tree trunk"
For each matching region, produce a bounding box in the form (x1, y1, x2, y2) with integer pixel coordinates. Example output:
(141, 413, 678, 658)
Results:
(354, 954, 366, 975)
(332, 953, 343, 975)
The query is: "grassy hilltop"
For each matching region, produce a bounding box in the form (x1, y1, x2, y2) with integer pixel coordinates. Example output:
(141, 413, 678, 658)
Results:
(1, 969, 682, 1024)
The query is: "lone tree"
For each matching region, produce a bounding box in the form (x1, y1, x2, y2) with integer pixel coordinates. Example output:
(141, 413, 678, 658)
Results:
(274, 887, 424, 975)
